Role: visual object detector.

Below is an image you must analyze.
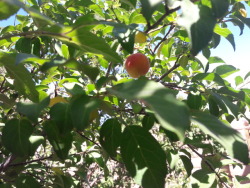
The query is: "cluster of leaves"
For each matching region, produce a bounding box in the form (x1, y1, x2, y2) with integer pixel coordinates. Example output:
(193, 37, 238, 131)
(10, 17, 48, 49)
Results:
(1, 0, 250, 187)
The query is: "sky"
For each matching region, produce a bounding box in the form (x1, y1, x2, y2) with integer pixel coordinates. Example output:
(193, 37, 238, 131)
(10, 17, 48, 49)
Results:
(0, 5, 249, 87)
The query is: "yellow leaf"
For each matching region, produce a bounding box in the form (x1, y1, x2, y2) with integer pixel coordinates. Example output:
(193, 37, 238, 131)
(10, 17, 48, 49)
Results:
(135, 32, 147, 43)
(239, 8, 247, 18)
(49, 96, 68, 107)
(89, 109, 99, 122)
(51, 167, 64, 175)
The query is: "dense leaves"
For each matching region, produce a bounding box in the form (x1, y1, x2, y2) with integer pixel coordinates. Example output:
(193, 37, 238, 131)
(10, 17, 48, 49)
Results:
(1, 0, 250, 187)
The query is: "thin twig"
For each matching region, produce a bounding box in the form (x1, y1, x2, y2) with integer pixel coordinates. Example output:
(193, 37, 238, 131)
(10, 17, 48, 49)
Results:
(77, 131, 101, 148)
(145, 6, 180, 33)
(0, 31, 72, 41)
(8, 156, 52, 167)
(187, 144, 230, 188)
(105, 62, 113, 77)
(156, 56, 181, 82)
(153, 24, 175, 54)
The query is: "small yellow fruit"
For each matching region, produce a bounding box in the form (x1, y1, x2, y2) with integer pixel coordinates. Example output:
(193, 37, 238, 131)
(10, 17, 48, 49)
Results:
(124, 53, 150, 78)
(239, 8, 247, 18)
(135, 32, 147, 43)
(49, 96, 67, 107)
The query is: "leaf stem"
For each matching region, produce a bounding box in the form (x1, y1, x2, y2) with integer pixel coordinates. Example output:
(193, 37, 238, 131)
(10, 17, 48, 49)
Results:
(0, 31, 72, 41)
(187, 144, 230, 188)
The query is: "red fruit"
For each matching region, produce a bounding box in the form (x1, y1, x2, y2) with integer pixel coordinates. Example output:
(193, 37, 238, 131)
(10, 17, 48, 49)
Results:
(124, 53, 150, 78)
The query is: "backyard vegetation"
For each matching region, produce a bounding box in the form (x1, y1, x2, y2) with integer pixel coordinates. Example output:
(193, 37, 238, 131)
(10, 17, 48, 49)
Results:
(1, 0, 250, 187)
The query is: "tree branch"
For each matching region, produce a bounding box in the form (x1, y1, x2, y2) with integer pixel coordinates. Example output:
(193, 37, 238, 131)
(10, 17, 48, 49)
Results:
(187, 144, 230, 188)
(156, 56, 181, 82)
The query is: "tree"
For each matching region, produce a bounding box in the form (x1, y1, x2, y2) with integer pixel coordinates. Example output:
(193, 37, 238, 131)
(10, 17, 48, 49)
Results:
(0, 0, 250, 187)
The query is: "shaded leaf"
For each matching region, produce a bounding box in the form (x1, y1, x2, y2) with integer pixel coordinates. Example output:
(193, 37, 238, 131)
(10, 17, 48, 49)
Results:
(2, 119, 33, 157)
(142, 114, 155, 131)
(178, 1, 216, 55)
(16, 175, 41, 188)
(180, 155, 193, 177)
(211, 92, 239, 118)
(211, 0, 229, 19)
(191, 111, 249, 164)
(190, 170, 216, 188)
(108, 79, 190, 141)
(99, 119, 122, 157)
(70, 95, 99, 131)
(121, 126, 167, 188)
(16, 97, 50, 122)
(139, 0, 162, 21)
(44, 121, 73, 160)
(187, 93, 202, 110)
(50, 103, 73, 134)
(0, 52, 39, 102)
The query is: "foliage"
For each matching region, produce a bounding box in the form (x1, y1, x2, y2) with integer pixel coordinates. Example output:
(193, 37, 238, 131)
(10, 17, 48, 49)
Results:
(0, 0, 250, 187)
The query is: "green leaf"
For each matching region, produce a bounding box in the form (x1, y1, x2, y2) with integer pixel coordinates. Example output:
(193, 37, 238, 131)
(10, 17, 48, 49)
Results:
(190, 170, 216, 188)
(179, 55, 189, 68)
(0, 94, 15, 109)
(0, 1, 19, 20)
(187, 93, 202, 110)
(180, 155, 193, 177)
(15, 53, 48, 65)
(99, 119, 122, 157)
(29, 136, 44, 156)
(235, 14, 250, 29)
(112, 23, 137, 54)
(208, 56, 225, 64)
(192, 73, 225, 86)
(2, 119, 33, 157)
(16, 97, 50, 122)
(70, 95, 99, 131)
(210, 92, 239, 118)
(50, 103, 73, 134)
(108, 79, 190, 141)
(0, 52, 39, 102)
(139, 0, 162, 21)
(208, 95, 220, 116)
(214, 25, 235, 51)
(16, 175, 41, 188)
(44, 121, 73, 160)
(60, 27, 122, 63)
(213, 64, 239, 78)
(121, 126, 167, 188)
(211, 0, 229, 19)
(178, 1, 216, 55)
(142, 114, 155, 131)
(191, 111, 249, 164)
(235, 76, 243, 86)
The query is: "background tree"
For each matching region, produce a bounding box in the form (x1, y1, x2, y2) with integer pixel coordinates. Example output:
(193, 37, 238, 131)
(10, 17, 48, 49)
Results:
(0, 0, 250, 187)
